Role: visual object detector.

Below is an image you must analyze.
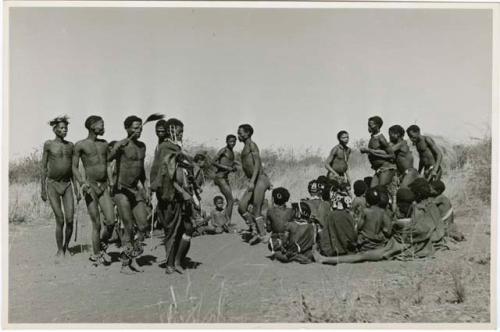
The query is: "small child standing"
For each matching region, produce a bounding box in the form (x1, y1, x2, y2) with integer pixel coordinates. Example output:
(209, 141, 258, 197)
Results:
(357, 188, 392, 251)
(430, 180, 465, 242)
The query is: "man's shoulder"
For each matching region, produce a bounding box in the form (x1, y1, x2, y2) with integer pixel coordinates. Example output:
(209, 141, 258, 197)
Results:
(96, 138, 108, 144)
(136, 140, 146, 148)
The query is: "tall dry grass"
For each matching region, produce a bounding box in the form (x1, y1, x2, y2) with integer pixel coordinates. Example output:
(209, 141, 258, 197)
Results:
(8, 137, 491, 223)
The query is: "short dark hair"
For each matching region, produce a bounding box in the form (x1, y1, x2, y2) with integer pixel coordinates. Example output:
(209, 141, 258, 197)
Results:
(84, 115, 102, 130)
(389, 125, 405, 137)
(124, 115, 142, 129)
(430, 180, 446, 196)
(365, 188, 380, 206)
(368, 116, 383, 128)
(165, 118, 184, 128)
(213, 195, 224, 204)
(353, 180, 367, 197)
(238, 124, 254, 136)
(194, 153, 206, 162)
(226, 134, 237, 141)
(156, 119, 168, 128)
(406, 125, 421, 134)
(337, 130, 348, 141)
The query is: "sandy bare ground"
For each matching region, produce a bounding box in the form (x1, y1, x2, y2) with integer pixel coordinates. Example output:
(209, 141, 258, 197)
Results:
(8, 207, 491, 324)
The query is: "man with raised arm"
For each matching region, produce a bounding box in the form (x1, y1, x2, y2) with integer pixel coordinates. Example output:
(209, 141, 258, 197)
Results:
(108, 115, 150, 274)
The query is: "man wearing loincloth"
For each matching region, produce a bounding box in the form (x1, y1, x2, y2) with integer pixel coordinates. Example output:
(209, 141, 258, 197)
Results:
(108, 115, 150, 274)
(212, 134, 238, 222)
(73, 116, 116, 266)
(388, 125, 419, 188)
(406, 125, 443, 182)
(41, 116, 80, 259)
(360, 116, 396, 188)
(237, 124, 272, 245)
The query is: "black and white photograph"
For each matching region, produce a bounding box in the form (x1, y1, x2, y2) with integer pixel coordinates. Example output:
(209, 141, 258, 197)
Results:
(3, 1, 498, 328)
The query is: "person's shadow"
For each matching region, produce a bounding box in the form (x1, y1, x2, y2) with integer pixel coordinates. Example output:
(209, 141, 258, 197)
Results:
(68, 244, 92, 256)
(137, 255, 157, 266)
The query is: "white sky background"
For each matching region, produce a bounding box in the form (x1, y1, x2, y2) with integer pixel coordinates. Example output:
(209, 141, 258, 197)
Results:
(9, 7, 492, 159)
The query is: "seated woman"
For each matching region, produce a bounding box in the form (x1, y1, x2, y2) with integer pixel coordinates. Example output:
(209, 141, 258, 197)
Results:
(316, 182, 358, 257)
(266, 187, 295, 236)
(268, 202, 317, 264)
(313, 181, 447, 265)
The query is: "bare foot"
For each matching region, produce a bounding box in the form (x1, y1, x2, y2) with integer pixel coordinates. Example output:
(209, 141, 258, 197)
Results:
(54, 250, 64, 264)
(312, 245, 328, 264)
(120, 265, 137, 275)
(129, 258, 143, 273)
(165, 266, 176, 275)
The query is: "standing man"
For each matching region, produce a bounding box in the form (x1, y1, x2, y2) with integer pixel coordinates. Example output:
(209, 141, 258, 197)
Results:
(73, 116, 116, 266)
(152, 118, 195, 274)
(406, 125, 443, 181)
(237, 124, 272, 245)
(108, 116, 150, 274)
(388, 125, 419, 188)
(360, 116, 396, 188)
(212, 135, 238, 222)
(41, 116, 80, 258)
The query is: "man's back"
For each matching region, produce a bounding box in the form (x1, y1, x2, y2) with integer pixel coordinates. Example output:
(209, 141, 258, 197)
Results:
(267, 206, 295, 234)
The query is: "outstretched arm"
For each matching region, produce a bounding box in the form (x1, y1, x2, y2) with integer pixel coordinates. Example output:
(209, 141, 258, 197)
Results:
(40, 142, 49, 202)
(373, 136, 395, 161)
(107, 138, 128, 162)
(212, 148, 233, 172)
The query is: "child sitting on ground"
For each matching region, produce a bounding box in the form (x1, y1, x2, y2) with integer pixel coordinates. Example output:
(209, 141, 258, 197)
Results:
(430, 180, 465, 242)
(204, 196, 230, 234)
(357, 187, 392, 251)
(351, 180, 367, 228)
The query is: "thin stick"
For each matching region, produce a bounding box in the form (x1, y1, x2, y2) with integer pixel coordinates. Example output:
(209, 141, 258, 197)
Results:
(217, 280, 225, 322)
(170, 285, 177, 309)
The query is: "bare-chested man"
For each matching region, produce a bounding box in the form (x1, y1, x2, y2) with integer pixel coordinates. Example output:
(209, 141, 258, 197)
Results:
(388, 125, 419, 188)
(41, 116, 80, 258)
(73, 116, 116, 266)
(237, 124, 271, 245)
(325, 130, 351, 188)
(108, 115, 150, 274)
(406, 125, 443, 182)
(360, 116, 396, 188)
(212, 135, 238, 222)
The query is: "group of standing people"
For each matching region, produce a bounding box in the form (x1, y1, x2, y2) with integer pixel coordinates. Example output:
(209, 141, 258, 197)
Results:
(40, 113, 454, 274)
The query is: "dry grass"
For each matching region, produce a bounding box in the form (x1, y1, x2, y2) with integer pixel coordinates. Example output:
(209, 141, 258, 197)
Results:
(8, 137, 491, 224)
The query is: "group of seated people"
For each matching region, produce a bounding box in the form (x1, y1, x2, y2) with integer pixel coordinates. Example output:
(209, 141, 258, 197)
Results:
(262, 175, 464, 265)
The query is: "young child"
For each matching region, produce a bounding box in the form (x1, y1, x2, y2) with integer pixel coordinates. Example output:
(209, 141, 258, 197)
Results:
(357, 188, 392, 251)
(266, 187, 295, 235)
(351, 180, 367, 228)
(430, 180, 465, 242)
(325, 130, 352, 189)
(205, 196, 230, 234)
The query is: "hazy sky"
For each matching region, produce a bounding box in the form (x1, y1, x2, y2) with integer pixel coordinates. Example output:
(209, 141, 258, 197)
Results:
(9, 7, 492, 159)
